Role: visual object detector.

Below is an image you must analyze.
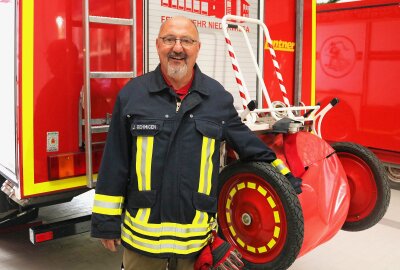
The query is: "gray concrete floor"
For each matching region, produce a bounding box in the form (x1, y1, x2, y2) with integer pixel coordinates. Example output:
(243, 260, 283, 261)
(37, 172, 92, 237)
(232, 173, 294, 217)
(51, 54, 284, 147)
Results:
(292, 188, 400, 270)
(0, 190, 123, 270)
(0, 189, 399, 270)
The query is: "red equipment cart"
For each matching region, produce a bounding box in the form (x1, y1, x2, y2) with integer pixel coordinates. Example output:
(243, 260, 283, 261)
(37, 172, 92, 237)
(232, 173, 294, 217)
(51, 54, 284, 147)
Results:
(217, 14, 390, 270)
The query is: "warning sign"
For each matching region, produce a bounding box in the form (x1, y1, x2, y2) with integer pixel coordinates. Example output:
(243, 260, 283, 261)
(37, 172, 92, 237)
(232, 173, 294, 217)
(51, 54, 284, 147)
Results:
(47, 132, 59, 152)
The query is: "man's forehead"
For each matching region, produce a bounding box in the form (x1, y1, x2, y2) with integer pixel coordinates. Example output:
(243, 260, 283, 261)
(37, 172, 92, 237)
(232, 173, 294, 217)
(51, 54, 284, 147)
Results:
(159, 17, 199, 37)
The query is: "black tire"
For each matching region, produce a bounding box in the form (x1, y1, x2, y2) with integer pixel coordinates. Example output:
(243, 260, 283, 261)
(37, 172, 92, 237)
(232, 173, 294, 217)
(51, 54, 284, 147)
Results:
(217, 162, 303, 270)
(386, 165, 400, 190)
(332, 142, 390, 231)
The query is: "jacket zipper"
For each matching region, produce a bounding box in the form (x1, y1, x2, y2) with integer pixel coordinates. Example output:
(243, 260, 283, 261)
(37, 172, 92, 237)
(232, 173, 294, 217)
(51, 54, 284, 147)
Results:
(176, 92, 190, 113)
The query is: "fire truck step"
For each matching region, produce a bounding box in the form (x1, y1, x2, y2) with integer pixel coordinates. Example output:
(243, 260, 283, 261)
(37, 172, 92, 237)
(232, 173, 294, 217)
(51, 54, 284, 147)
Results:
(91, 125, 110, 133)
(89, 15, 133, 26)
(90, 71, 134, 79)
(29, 214, 91, 244)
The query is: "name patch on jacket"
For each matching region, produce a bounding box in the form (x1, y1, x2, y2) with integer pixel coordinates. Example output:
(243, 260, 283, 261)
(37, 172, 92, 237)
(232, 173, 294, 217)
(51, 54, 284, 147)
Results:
(131, 122, 161, 136)
(132, 124, 159, 130)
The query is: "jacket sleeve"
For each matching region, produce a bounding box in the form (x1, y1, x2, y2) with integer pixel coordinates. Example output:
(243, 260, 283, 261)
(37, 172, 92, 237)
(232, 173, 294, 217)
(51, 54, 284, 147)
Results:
(223, 97, 277, 163)
(91, 94, 132, 239)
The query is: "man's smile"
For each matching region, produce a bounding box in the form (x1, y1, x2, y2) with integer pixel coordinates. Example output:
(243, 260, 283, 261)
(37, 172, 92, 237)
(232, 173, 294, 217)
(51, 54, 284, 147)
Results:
(168, 52, 187, 62)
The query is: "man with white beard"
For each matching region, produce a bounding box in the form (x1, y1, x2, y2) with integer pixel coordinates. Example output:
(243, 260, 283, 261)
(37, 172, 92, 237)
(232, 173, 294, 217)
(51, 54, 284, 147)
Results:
(91, 16, 301, 270)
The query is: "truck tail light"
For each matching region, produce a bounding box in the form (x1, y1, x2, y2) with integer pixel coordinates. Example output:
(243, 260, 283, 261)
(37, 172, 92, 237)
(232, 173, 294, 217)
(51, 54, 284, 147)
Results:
(35, 231, 54, 243)
(47, 147, 103, 180)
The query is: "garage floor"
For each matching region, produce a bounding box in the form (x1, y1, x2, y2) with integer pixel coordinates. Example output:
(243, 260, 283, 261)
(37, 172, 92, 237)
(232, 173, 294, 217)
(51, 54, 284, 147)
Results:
(1, 189, 399, 270)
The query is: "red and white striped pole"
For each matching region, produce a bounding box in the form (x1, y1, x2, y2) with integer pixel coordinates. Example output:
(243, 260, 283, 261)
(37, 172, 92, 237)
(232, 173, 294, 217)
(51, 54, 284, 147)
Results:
(222, 15, 295, 119)
(264, 37, 291, 108)
(222, 26, 252, 110)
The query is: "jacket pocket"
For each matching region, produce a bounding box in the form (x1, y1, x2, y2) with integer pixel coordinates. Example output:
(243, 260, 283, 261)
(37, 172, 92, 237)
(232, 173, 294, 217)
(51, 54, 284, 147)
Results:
(195, 120, 222, 140)
(192, 191, 217, 214)
(130, 120, 163, 136)
(127, 190, 157, 209)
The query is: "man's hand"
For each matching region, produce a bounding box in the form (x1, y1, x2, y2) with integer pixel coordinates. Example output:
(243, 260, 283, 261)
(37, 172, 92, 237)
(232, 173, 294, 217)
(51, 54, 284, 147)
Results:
(285, 172, 303, 194)
(100, 238, 121, 252)
(271, 159, 303, 194)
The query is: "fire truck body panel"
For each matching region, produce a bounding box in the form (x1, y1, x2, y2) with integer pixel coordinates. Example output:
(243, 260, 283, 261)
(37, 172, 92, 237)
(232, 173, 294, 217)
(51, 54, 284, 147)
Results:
(1, 0, 314, 200)
(20, 0, 124, 198)
(264, 0, 315, 107)
(316, 0, 400, 165)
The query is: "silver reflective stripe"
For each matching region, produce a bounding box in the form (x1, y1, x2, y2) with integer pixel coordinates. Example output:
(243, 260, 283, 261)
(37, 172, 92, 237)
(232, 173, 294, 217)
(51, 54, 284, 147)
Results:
(274, 163, 286, 172)
(197, 212, 205, 224)
(193, 137, 216, 225)
(124, 211, 209, 236)
(93, 200, 122, 210)
(135, 136, 154, 222)
(92, 194, 124, 215)
(138, 208, 150, 221)
(271, 159, 290, 174)
(198, 136, 215, 195)
(202, 138, 213, 194)
(136, 136, 148, 190)
(121, 228, 207, 254)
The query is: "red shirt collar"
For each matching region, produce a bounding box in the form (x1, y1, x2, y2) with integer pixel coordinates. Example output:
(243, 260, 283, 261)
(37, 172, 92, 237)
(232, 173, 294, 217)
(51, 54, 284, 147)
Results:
(161, 70, 194, 99)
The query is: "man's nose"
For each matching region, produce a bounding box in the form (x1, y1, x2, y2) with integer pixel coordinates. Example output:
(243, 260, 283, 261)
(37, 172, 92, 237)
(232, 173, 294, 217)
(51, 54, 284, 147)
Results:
(172, 40, 184, 52)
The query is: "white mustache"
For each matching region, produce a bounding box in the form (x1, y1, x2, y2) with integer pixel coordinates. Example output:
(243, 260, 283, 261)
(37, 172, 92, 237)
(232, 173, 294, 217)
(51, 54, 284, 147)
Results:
(168, 52, 187, 60)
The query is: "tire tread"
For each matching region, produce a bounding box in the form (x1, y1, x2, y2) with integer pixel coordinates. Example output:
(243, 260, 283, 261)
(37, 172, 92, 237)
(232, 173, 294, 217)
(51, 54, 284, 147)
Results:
(332, 142, 390, 232)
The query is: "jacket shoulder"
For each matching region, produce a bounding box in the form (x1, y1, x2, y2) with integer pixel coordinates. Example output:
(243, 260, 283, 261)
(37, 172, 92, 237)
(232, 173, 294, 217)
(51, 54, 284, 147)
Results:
(118, 72, 155, 99)
(201, 73, 233, 99)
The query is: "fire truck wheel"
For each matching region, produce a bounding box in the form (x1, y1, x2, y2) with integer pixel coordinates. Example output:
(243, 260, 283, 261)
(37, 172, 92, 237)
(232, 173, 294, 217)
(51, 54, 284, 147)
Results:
(217, 161, 304, 270)
(332, 142, 391, 231)
(386, 165, 400, 190)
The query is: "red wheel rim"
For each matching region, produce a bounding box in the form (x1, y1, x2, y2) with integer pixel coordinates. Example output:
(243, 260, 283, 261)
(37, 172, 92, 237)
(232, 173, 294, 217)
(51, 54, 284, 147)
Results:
(337, 152, 378, 222)
(218, 173, 288, 263)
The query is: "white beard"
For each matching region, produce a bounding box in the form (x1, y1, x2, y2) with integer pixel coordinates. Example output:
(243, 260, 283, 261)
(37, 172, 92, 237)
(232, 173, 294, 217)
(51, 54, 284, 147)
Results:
(167, 62, 188, 80)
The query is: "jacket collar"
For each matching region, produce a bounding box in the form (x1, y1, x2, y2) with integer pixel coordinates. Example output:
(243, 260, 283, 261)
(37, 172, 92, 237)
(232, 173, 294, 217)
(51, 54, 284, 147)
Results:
(149, 64, 210, 96)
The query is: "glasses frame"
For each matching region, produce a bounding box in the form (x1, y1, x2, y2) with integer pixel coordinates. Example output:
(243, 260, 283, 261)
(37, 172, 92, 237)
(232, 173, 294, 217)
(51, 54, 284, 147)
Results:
(158, 36, 198, 48)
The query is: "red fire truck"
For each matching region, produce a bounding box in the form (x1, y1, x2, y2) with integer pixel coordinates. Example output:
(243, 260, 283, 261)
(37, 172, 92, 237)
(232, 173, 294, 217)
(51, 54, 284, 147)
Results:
(316, 0, 400, 189)
(0, 0, 313, 231)
(0, 0, 390, 269)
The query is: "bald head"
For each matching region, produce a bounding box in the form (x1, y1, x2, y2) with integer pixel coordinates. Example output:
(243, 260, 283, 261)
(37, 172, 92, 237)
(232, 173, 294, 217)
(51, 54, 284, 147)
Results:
(159, 16, 199, 41)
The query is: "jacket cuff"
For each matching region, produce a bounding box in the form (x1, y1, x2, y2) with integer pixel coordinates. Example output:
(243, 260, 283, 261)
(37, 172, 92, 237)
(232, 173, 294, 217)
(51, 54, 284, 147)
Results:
(91, 213, 122, 239)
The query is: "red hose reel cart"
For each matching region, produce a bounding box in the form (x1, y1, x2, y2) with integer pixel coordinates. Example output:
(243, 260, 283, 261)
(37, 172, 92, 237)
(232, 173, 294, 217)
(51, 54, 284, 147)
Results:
(217, 15, 391, 270)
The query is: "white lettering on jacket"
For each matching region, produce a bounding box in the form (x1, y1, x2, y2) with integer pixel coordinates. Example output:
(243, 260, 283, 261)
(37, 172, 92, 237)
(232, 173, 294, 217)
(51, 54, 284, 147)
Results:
(133, 124, 158, 130)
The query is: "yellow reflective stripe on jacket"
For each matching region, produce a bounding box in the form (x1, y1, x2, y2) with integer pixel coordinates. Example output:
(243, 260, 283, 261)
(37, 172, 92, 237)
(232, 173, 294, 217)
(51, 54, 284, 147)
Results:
(193, 136, 216, 225)
(198, 137, 215, 194)
(124, 211, 210, 238)
(92, 194, 124, 215)
(121, 227, 209, 255)
(124, 135, 215, 255)
(136, 136, 154, 191)
(135, 136, 154, 222)
(271, 158, 290, 175)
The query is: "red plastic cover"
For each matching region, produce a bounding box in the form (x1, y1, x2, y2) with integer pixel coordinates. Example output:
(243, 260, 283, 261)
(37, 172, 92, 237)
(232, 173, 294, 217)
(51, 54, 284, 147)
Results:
(261, 132, 350, 257)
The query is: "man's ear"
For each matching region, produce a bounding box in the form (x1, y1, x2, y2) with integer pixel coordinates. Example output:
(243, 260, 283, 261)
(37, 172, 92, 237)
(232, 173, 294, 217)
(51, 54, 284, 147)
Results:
(156, 38, 160, 53)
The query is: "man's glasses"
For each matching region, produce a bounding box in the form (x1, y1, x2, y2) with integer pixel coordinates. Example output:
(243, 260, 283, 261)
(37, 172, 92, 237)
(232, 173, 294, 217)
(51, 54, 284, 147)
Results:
(158, 36, 198, 48)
